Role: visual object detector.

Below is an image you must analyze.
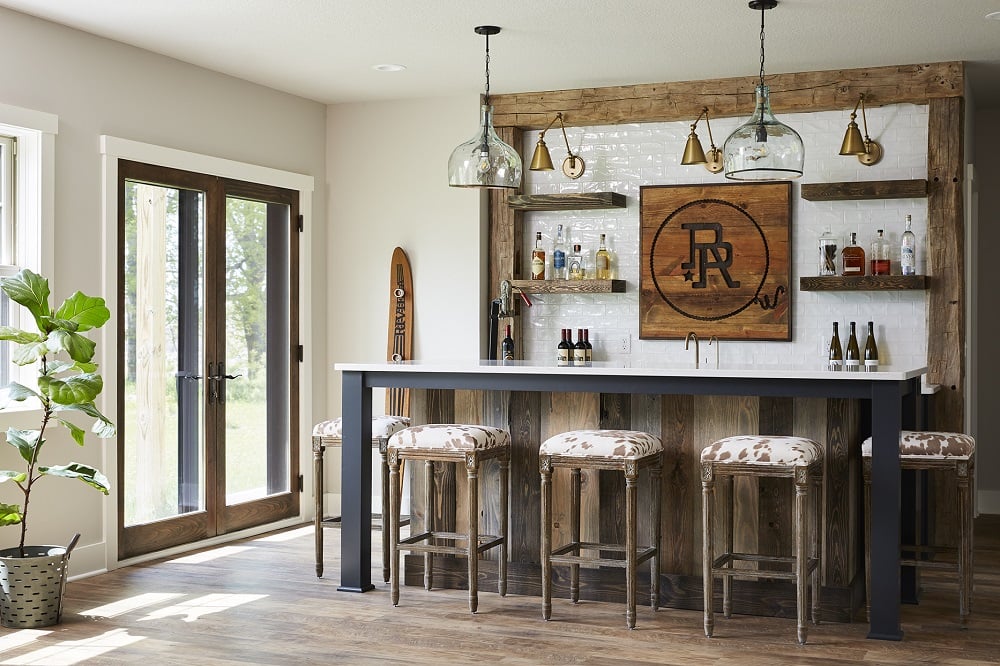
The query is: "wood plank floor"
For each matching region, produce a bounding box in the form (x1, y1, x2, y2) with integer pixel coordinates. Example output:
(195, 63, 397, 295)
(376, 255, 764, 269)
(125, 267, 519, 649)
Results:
(5, 515, 997, 664)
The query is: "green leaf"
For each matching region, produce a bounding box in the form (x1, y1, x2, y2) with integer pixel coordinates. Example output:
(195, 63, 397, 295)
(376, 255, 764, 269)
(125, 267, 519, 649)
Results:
(73, 361, 98, 374)
(53, 401, 116, 438)
(56, 418, 86, 446)
(45, 317, 79, 333)
(0, 326, 41, 344)
(41, 463, 110, 494)
(0, 503, 23, 526)
(43, 360, 75, 374)
(54, 292, 109, 332)
(0, 470, 26, 484)
(38, 372, 103, 405)
(5, 428, 41, 464)
(47, 330, 97, 364)
(0, 269, 51, 330)
(11, 341, 47, 366)
(0, 382, 42, 407)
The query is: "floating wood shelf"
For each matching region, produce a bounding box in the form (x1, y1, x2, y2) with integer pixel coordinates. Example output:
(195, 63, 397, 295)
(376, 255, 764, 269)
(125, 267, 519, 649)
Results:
(800, 179, 928, 201)
(510, 279, 626, 294)
(799, 275, 928, 291)
(507, 192, 627, 211)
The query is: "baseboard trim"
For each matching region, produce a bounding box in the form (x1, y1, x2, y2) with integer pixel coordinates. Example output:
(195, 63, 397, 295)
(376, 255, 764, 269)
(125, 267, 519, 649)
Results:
(978, 489, 1000, 515)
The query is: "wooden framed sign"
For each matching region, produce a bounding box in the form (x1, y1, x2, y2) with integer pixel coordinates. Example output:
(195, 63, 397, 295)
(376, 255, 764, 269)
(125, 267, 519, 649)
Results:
(639, 182, 791, 341)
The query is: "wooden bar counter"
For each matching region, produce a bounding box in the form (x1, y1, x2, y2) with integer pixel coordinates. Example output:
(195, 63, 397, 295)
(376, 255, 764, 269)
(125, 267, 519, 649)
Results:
(335, 361, 926, 641)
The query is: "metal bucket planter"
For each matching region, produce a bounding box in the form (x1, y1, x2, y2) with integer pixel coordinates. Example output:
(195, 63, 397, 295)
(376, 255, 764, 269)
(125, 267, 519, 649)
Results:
(0, 534, 78, 628)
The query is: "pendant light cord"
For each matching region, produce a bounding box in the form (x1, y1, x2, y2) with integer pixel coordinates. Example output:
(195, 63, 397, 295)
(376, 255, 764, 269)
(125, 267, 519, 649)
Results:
(755, 4, 768, 142)
(758, 5, 766, 91)
(484, 33, 491, 107)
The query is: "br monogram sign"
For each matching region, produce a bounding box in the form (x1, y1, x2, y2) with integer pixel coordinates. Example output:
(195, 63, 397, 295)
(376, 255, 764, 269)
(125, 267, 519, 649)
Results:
(639, 182, 791, 341)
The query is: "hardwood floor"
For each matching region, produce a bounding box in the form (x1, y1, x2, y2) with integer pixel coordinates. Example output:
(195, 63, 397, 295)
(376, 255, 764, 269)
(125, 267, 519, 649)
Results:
(7, 515, 997, 664)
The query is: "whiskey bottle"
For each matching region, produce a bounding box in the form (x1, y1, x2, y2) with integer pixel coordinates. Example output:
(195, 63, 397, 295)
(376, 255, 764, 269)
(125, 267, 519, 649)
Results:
(557, 328, 571, 366)
(501, 324, 515, 362)
(819, 226, 838, 276)
(828, 322, 843, 371)
(870, 229, 890, 276)
(552, 224, 567, 280)
(568, 244, 585, 280)
(595, 234, 611, 280)
(900, 215, 916, 276)
(863, 321, 879, 372)
(583, 329, 593, 366)
(573, 328, 587, 367)
(845, 321, 861, 372)
(531, 231, 546, 280)
(842, 232, 866, 276)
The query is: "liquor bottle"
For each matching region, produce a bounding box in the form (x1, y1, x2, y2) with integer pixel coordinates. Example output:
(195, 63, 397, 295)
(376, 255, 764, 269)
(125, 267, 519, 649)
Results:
(552, 224, 567, 280)
(501, 324, 515, 362)
(842, 232, 866, 276)
(845, 321, 861, 372)
(568, 244, 585, 280)
(863, 321, 879, 372)
(819, 226, 838, 276)
(583, 329, 593, 366)
(557, 328, 571, 366)
(531, 231, 546, 280)
(900, 215, 916, 276)
(828, 322, 843, 371)
(595, 233, 611, 280)
(573, 328, 587, 367)
(870, 229, 890, 276)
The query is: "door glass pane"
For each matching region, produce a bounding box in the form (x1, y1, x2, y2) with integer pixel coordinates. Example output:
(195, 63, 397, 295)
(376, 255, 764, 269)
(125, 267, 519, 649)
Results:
(224, 196, 289, 504)
(123, 182, 205, 525)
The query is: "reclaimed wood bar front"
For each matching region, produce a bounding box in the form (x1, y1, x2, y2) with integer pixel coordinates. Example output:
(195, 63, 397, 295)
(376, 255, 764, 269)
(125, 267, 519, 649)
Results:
(336, 361, 925, 640)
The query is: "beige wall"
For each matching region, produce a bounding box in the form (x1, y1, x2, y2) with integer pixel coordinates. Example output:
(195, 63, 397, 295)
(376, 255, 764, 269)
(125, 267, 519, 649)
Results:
(0, 8, 327, 572)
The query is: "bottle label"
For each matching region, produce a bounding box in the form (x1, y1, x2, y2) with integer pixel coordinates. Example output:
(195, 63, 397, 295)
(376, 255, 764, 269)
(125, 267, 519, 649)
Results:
(557, 349, 569, 366)
(845, 359, 860, 371)
(553, 250, 565, 271)
(843, 265, 862, 275)
(569, 259, 583, 279)
(531, 255, 544, 279)
(864, 359, 878, 371)
(585, 349, 592, 366)
(828, 359, 843, 371)
(901, 248, 915, 275)
(573, 348, 586, 365)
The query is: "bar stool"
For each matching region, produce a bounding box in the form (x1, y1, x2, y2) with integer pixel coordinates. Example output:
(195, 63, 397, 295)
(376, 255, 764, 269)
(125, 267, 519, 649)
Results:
(701, 435, 823, 644)
(862, 430, 976, 626)
(387, 424, 510, 613)
(312, 415, 410, 579)
(539, 429, 662, 630)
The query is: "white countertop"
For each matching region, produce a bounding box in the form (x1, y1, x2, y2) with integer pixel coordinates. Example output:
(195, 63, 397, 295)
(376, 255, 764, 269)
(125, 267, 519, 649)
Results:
(335, 360, 928, 382)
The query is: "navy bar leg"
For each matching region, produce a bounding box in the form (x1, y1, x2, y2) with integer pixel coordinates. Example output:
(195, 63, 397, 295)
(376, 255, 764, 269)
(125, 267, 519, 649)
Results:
(339, 370, 375, 592)
(867, 381, 903, 640)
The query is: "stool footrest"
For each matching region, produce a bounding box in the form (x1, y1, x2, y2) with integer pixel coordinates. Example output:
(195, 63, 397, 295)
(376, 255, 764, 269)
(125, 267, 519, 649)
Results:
(711, 552, 819, 582)
(398, 530, 504, 558)
(550, 542, 657, 569)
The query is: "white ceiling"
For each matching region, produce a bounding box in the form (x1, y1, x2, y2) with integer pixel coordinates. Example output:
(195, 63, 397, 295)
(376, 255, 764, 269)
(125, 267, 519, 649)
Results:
(2, 0, 999, 108)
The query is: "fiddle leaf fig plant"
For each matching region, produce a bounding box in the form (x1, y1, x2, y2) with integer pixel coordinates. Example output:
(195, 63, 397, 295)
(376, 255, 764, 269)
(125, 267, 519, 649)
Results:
(0, 269, 115, 556)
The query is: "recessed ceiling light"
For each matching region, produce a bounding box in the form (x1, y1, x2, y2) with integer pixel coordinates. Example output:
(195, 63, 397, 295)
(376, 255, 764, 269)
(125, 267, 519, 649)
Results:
(987, 11, 1000, 20)
(372, 64, 406, 72)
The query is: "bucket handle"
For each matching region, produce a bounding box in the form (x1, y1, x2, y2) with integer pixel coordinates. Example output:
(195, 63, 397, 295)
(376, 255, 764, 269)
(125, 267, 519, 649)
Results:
(63, 533, 80, 559)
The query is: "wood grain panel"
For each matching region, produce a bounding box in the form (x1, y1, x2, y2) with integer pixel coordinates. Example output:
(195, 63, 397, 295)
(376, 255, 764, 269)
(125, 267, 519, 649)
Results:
(491, 62, 963, 128)
(661, 394, 695, 575)
(631, 394, 663, 558)
(507, 391, 541, 564)
(824, 398, 860, 587)
(599, 393, 631, 559)
(488, 127, 523, 361)
(408, 389, 456, 538)
(758, 397, 794, 568)
(800, 179, 927, 201)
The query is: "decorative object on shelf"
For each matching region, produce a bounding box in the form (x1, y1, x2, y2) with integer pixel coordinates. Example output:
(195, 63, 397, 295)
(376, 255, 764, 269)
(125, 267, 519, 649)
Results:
(839, 93, 884, 166)
(639, 182, 792, 341)
(722, 1, 804, 181)
(681, 107, 723, 174)
(529, 112, 586, 179)
(447, 26, 522, 189)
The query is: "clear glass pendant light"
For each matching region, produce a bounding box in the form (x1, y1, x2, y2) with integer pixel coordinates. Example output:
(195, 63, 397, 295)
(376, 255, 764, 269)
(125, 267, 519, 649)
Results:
(723, 1, 804, 181)
(448, 26, 522, 189)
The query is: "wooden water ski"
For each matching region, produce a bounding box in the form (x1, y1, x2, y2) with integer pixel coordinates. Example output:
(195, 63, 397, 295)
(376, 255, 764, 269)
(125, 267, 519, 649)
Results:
(386, 247, 413, 417)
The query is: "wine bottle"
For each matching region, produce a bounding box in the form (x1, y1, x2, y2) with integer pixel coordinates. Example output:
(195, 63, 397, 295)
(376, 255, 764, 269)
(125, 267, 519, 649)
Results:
(845, 321, 861, 372)
(557, 328, 570, 366)
(531, 231, 546, 280)
(828, 322, 843, 371)
(501, 324, 515, 362)
(552, 224, 567, 280)
(900, 215, 916, 276)
(583, 329, 593, 366)
(573, 328, 587, 367)
(596, 233, 611, 280)
(864, 321, 879, 372)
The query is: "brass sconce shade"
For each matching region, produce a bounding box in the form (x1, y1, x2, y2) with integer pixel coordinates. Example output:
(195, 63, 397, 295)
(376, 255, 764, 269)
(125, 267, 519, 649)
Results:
(839, 93, 884, 166)
(681, 107, 724, 174)
(529, 112, 586, 179)
(448, 26, 522, 189)
(722, 1, 804, 181)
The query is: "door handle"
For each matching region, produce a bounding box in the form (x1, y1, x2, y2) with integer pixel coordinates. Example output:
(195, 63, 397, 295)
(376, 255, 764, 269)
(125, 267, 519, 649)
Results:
(208, 364, 243, 404)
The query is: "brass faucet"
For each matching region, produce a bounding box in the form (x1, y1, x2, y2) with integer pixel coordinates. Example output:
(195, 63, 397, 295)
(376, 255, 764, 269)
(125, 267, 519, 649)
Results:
(685, 332, 699, 369)
(708, 335, 719, 369)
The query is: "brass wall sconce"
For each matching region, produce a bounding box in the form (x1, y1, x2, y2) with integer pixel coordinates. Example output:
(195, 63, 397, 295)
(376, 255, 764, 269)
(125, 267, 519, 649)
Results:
(839, 93, 883, 166)
(529, 112, 586, 179)
(681, 107, 723, 173)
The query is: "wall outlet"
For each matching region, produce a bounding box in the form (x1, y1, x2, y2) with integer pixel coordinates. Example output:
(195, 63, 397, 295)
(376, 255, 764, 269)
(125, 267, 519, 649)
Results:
(620, 334, 631, 354)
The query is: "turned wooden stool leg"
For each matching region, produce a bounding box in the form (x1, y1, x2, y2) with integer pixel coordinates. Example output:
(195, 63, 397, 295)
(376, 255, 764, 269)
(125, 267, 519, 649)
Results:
(795, 467, 809, 645)
(466, 452, 480, 614)
(651, 458, 662, 611)
(958, 458, 972, 626)
(313, 437, 324, 578)
(424, 459, 434, 591)
(722, 474, 733, 619)
(380, 440, 391, 583)
(811, 469, 822, 625)
(702, 461, 715, 638)
(863, 457, 872, 622)
(499, 452, 509, 597)
(541, 457, 553, 621)
(625, 461, 638, 630)
(570, 468, 581, 603)
(389, 449, 402, 607)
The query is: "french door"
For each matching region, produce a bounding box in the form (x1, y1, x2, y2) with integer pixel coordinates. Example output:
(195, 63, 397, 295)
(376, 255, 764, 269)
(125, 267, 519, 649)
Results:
(117, 160, 299, 559)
